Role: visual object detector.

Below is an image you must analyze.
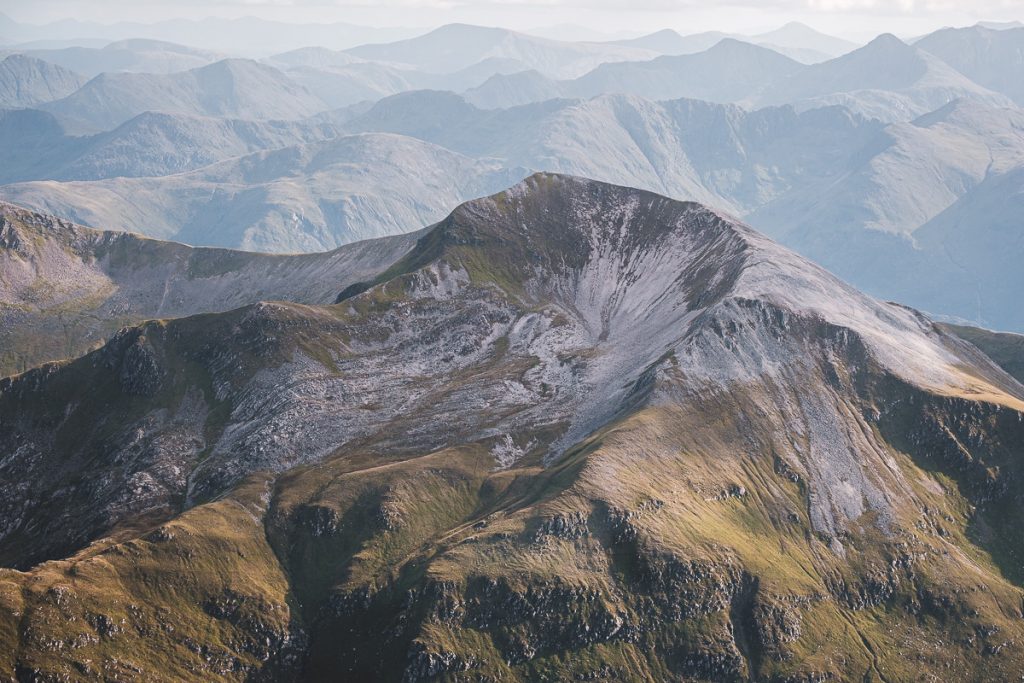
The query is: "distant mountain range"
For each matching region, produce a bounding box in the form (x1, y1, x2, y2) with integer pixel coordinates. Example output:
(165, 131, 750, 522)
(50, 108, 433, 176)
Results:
(0, 19, 1022, 333)
(612, 21, 858, 63)
(343, 23, 660, 79)
(467, 33, 1013, 121)
(916, 25, 1024, 105)
(0, 133, 528, 252)
(1, 39, 224, 78)
(39, 58, 330, 133)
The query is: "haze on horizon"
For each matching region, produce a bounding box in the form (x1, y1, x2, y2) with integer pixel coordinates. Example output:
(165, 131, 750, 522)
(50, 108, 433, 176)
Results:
(1, 0, 1022, 43)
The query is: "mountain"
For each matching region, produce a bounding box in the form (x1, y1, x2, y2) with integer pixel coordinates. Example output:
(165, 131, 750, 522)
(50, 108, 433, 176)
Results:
(0, 201, 422, 375)
(464, 69, 568, 109)
(13, 83, 1024, 329)
(465, 39, 806, 107)
(916, 26, 1024, 105)
(265, 46, 366, 69)
(3, 175, 1024, 681)
(568, 39, 804, 103)
(344, 23, 657, 79)
(471, 34, 1011, 122)
(609, 23, 855, 64)
(317, 91, 1024, 332)
(0, 109, 345, 183)
(750, 33, 1014, 120)
(749, 21, 858, 58)
(746, 98, 1024, 329)
(40, 59, 329, 133)
(345, 90, 881, 213)
(0, 133, 528, 252)
(10, 39, 224, 78)
(910, 164, 1024, 331)
(610, 28, 729, 55)
(275, 62, 425, 109)
(0, 53, 83, 107)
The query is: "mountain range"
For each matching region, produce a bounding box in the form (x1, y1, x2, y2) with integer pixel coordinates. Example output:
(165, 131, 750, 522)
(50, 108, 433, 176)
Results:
(0, 133, 527, 252)
(2, 39, 224, 78)
(3, 175, 1024, 681)
(6, 81, 1023, 330)
(467, 33, 1014, 121)
(915, 25, 1024, 105)
(611, 21, 858, 63)
(39, 58, 330, 133)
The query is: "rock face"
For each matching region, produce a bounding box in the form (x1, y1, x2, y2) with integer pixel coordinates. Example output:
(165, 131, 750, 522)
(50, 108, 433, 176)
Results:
(2, 174, 1024, 682)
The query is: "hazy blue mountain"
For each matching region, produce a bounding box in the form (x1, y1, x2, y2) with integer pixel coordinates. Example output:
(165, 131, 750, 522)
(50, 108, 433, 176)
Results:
(337, 91, 1024, 330)
(0, 54, 83, 107)
(344, 23, 657, 78)
(609, 22, 856, 63)
(746, 98, 1024, 329)
(40, 58, 329, 133)
(569, 38, 803, 102)
(463, 34, 1010, 122)
(916, 26, 1024, 105)
(750, 33, 1014, 120)
(0, 108, 346, 183)
(9, 39, 223, 78)
(466, 39, 807, 108)
(610, 29, 729, 54)
(0, 133, 528, 251)
(345, 90, 881, 212)
(749, 21, 858, 58)
(464, 69, 568, 108)
(908, 165, 1024, 330)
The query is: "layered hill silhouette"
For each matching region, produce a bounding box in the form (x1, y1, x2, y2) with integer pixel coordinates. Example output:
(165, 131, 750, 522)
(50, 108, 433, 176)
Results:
(3, 175, 1024, 681)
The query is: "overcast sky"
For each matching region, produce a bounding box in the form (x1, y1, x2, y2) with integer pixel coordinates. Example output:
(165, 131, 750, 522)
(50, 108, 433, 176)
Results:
(2, 0, 1022, 41)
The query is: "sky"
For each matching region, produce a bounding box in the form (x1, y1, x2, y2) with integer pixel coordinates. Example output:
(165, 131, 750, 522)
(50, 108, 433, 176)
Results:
(1, 0, 1023, 42)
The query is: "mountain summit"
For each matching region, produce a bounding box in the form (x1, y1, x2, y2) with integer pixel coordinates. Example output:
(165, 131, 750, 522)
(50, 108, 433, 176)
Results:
(2, 175, 1024, 681)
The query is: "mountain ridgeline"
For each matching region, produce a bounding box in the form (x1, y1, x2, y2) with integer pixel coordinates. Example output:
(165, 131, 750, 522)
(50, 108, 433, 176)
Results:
(2, 175, 1024, 681)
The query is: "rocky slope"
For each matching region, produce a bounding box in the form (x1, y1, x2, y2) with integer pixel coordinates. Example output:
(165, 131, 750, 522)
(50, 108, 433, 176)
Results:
(0, 201, 423, 375)
(2, 174, 1024, 681)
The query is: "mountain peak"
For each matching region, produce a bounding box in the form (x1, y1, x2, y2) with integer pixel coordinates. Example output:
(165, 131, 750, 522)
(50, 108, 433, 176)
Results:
(864, 32, 909, 51)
